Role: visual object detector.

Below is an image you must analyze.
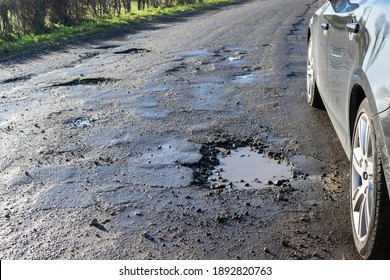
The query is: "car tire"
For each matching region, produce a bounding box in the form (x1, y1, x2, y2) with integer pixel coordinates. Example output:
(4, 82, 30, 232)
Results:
(307, 36, 323, 108)
(351, 99, 390, 259)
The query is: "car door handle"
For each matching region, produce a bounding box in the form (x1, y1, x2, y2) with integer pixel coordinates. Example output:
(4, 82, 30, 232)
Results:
(346, 22, 359, 33)
(321, 22, 330, 30)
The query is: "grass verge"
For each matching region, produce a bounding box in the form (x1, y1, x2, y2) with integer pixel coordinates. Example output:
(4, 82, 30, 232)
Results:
(0, 0, 236, 57)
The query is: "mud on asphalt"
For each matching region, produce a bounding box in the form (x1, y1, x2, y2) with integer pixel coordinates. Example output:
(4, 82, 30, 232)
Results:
(0, 0, 360, 259)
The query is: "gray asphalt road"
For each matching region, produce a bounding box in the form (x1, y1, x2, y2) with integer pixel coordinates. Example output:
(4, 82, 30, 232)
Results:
(0, 0, 360, 259)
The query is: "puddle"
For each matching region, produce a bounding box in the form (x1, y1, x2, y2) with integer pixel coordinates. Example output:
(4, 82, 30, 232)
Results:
(232, 70, 272, 84)
(234, 72, 254, 80)
(226, 56, 241, 62)
(64, 117, 93, 128)
(209, 147, 292, 189)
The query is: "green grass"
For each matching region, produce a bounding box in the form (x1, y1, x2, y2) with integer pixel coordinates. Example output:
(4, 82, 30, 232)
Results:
(0, 0, 236, 56)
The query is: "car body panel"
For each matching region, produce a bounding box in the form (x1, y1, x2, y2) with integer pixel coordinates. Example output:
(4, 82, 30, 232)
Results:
(309, 0, 390, 197)
(364, 1, 390, 197)
(309, 2, 331, 96)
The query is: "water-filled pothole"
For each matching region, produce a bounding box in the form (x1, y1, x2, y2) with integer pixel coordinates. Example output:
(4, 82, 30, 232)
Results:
(226, 56, 241, 62)
(208, 147, 292, 189)
(64, 117, 93, 128)
(188, 136, 298, 190)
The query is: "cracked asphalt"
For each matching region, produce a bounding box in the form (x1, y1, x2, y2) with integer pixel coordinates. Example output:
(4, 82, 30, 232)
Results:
(0, 0, 361, 259)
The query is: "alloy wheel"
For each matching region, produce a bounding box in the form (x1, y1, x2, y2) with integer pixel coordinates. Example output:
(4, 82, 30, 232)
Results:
(351, 112, 374, 242)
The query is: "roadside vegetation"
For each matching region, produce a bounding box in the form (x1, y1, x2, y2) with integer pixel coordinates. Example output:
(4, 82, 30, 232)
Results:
(0, 0, 235, 56)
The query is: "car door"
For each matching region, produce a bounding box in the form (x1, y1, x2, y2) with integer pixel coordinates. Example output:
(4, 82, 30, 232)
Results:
(324, 0, 376, 145)
(311, 1, 332, 100)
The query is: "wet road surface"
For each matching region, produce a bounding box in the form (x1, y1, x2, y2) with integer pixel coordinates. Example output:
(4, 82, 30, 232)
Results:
(0, 0, 360, 259)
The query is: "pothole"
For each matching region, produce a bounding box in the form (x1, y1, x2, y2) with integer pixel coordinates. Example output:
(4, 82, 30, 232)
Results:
(234, 72, 254, 80)
(225, 56, 241, 62)
(64, 117, 93, 128)
(113, 48, 150, 54)
(189, 136, 294, 190)
(209, 147, 292, 189)
(51, 78, 118, 87)
(1, 74, 33, 84)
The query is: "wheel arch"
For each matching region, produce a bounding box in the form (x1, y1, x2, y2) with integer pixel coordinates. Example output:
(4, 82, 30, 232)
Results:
(349, 84, 366, 145)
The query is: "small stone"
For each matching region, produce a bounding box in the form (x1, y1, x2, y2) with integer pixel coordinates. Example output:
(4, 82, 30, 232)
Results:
(90, 218, 99, 226)
(281, 240, 290, 247)
(142, 232, 153, 241)
(275, 191, 285, 201)
(264, 247, 270, 253)
(90, 218, 108, 232)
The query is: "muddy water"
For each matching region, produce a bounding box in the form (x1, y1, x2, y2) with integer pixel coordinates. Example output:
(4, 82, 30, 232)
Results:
(210, 147, 292, 189)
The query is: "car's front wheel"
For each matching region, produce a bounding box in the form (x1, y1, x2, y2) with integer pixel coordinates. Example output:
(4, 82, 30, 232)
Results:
(351, 99, 390, 259)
